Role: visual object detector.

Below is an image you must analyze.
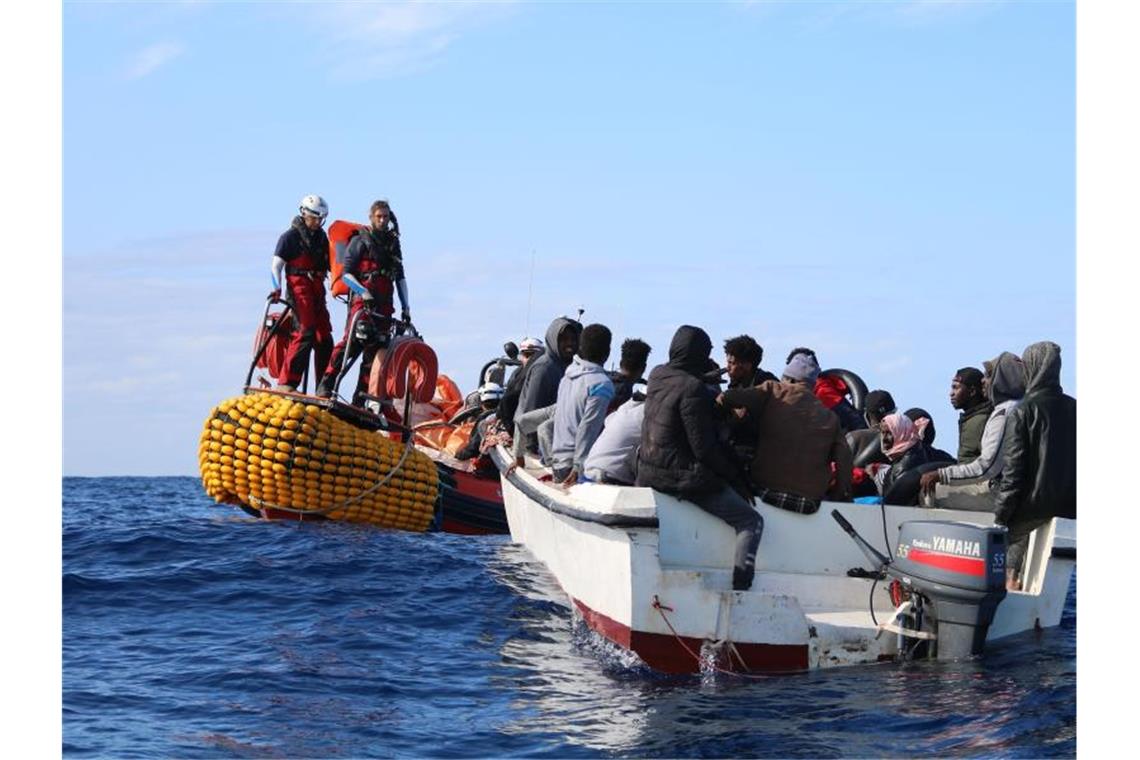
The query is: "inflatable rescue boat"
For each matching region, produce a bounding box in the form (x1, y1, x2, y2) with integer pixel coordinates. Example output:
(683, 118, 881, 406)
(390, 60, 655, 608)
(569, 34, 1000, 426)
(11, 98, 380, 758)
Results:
(198, 218, 508, 533)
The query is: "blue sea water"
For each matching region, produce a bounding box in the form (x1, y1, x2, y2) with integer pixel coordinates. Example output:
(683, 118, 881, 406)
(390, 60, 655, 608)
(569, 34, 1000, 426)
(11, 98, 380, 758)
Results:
(63, 477, 1075, 758)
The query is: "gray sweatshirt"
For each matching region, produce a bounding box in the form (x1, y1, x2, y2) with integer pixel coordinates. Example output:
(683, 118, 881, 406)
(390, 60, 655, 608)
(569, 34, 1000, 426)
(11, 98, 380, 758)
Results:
(550, 356, 615, 472)
(583, 397, 645, 484)
(938, 399, 1019, 485)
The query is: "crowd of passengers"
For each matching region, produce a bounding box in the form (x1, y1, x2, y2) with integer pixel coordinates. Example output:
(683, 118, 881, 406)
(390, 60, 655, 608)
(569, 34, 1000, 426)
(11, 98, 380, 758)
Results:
(462, 317, 1076, 594)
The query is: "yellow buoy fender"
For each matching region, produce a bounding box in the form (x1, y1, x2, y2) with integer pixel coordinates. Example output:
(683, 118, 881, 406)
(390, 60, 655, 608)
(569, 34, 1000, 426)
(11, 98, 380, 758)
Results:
(198, 392, 439, 531)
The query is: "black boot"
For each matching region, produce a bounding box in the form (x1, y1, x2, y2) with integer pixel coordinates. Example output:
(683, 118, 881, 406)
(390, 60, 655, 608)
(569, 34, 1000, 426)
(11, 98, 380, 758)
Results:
(315, 375, 334, 399)
(733, 565, 754, 591)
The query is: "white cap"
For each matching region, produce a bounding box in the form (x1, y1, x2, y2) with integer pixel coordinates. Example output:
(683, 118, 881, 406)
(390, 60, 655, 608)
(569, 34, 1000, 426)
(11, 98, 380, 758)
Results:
(519, 337, 543, 354)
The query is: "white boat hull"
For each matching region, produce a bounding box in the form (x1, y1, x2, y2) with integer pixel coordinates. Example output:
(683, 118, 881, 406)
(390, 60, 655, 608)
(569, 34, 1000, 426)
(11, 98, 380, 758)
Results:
(493, 445, 1075, 674)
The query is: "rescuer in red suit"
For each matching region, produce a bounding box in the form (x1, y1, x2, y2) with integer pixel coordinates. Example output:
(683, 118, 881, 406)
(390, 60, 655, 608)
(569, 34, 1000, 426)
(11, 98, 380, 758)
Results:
(316, 199, 411, 401)
(269, 194, 333, 392)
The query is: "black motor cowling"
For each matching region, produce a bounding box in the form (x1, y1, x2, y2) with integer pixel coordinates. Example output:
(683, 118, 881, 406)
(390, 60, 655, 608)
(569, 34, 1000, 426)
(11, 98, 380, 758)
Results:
(890, 521, 1007, 659)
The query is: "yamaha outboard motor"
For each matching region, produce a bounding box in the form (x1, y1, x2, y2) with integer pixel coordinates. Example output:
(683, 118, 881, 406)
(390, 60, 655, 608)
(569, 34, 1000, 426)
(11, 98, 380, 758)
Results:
(832, 512, 1007, 660)
(892, 521, 1007, 659)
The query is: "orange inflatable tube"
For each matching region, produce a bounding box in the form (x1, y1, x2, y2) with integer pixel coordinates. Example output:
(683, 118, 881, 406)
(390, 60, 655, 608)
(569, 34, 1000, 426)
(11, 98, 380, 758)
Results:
(369, 337, 439, 403)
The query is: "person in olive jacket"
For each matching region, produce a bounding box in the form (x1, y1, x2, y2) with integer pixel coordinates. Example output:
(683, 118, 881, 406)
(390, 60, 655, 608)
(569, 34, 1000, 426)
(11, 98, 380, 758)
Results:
(636, 325, 761, 591)
(950, 367, 992, 464)
(994, 341, 1076, 590)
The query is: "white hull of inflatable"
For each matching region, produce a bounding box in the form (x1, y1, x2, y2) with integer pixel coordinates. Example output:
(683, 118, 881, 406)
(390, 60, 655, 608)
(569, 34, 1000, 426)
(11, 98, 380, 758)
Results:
(492, 445, 1075, 674)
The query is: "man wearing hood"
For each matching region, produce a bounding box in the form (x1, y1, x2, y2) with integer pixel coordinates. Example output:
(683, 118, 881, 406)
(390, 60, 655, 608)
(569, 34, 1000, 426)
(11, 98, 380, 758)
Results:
(920, 352, 1027, 510)
(994, 341, 1076, 590)
(636, 326, 761, 591)
(550, 324, 616, 484)
(516, 317, 583, 448)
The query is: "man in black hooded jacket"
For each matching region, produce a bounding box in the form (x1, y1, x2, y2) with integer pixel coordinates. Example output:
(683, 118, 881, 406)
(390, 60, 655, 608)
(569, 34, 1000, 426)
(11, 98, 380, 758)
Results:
(994, 341, 1076, 590)
(514, 316, 582, 455)
(636, 325, 762, 591)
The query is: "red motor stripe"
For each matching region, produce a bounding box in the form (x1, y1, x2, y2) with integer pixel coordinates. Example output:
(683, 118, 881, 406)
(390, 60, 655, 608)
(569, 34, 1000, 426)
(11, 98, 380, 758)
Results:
(908, 548, 986, 577)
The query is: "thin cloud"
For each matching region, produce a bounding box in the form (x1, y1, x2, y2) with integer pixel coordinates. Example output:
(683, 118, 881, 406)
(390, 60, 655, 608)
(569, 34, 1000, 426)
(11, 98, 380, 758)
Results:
(894, 0, 999, 24)
(124, 41, 185, 80)
(307, 1, 517, 81)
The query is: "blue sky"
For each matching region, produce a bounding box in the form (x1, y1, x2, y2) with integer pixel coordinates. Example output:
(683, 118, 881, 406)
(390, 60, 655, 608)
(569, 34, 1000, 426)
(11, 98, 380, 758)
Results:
(63, 0, 1075, 475)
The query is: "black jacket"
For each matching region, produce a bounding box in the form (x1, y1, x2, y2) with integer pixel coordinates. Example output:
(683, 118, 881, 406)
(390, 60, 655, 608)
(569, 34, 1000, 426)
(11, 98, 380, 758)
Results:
(880, 445, 931, 506)
(496, 362, 530, 430)
(636, 326, 744, 497)
(994, 342, 1076, 525)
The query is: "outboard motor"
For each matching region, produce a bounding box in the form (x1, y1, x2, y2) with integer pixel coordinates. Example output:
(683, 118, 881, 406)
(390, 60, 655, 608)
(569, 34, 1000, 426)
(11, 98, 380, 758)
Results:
(832, 511, 1007, 660)
(892, 521, 1007, 659)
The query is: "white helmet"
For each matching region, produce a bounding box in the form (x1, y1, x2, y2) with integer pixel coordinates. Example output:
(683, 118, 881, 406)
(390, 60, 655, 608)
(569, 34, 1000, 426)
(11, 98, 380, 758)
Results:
(299, 194, 328, 221)
(519, 337, 543, 354)
(478, 382, 505, 402)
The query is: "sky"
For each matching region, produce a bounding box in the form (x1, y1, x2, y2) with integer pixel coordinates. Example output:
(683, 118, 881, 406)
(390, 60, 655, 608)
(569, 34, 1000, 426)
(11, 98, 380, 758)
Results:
(62, 0, 1076, 476)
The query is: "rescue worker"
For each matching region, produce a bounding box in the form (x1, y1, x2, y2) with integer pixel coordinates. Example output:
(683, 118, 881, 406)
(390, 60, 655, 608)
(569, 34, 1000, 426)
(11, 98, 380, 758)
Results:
(270, 194, 333, 392)
(317, 199, 411, 401)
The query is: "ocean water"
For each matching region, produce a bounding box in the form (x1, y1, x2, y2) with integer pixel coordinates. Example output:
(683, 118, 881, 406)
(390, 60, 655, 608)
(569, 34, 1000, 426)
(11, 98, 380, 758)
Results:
(63, 477, 1076, 758)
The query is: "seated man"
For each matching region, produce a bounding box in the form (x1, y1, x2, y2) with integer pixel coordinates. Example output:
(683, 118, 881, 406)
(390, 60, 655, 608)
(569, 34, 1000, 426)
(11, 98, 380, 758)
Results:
(847, 389, 897, 468)
(919, 351, 1026, 510)
(949, 367, 992, 464)
(718, 353, 853, 514)
(608, 338, 651, 412)
(721, 334, 778, 467)
(496, 336, 543, 432)
(724, 334, 778, 389)
(455, 383, 504, 461)
(866, 413, 930, 506)
(904, 408, 956, 464)
(637, 325, 761, 591)
(583, 381, 647, 485)
(516, 316, 582, 455)
(786, 347, 865, 433)
(550, 324, 615, 484)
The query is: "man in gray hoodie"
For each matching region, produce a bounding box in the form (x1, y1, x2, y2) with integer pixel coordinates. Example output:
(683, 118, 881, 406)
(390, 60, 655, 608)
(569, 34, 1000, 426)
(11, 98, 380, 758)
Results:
(550, 324, 615, 484)
(920, 351, 1027, 509)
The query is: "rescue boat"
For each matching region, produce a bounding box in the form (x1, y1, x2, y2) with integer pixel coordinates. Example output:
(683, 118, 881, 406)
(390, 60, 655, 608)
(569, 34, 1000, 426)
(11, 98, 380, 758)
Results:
(200, 247, 509, 533)
(488, 444, 1076, 675)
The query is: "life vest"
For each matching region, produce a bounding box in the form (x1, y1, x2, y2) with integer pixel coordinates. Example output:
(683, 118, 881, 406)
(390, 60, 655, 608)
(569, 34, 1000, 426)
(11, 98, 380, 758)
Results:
(328, 220, 366, 297)
(327, 220, 401, 301)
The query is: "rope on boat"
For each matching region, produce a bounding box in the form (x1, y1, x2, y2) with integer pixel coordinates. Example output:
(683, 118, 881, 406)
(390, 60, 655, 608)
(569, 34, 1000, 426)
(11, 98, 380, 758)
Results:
(650, 595, 768, 680)
(247, 438, 416, 516)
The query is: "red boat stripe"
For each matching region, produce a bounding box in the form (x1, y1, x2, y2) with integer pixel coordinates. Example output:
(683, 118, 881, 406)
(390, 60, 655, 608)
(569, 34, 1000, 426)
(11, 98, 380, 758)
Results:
(907, 548, 985, 576)
(571, 597, 808, 674)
